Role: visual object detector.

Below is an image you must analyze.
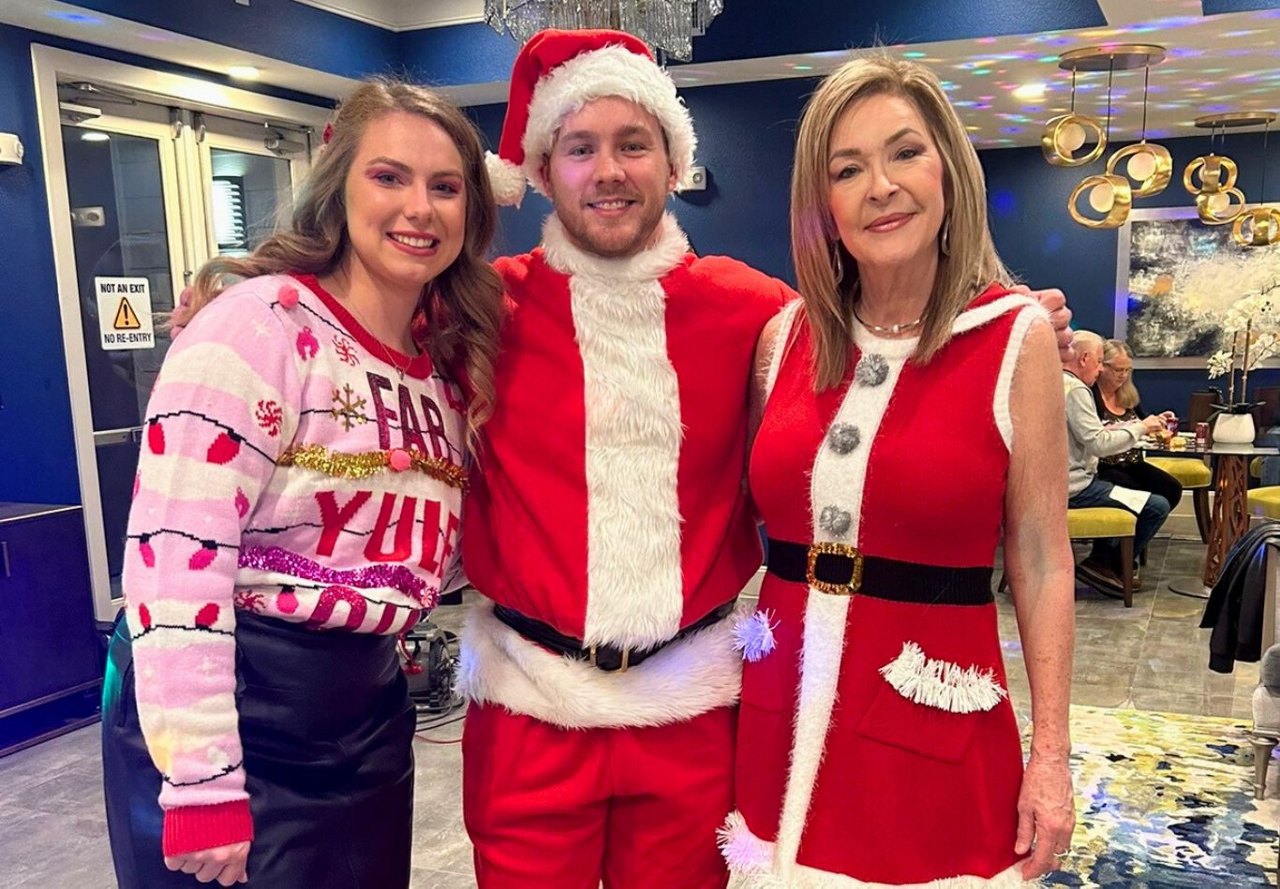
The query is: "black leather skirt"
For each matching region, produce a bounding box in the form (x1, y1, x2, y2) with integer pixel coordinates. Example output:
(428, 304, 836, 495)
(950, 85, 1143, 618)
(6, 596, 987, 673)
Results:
(102, 611, 416, 888)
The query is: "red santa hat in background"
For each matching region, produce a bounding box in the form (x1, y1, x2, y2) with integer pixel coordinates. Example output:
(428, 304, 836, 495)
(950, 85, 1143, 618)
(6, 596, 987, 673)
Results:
(485, 28, 697, 207)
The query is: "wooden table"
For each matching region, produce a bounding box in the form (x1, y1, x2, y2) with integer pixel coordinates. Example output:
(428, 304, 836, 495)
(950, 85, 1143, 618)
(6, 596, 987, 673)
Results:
(1144, 442, 1279, 597)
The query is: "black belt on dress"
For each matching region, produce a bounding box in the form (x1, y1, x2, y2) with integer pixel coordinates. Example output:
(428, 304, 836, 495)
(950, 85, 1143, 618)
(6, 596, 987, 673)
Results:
(492, 600, 737, 673)
(765, 538, 994, 605)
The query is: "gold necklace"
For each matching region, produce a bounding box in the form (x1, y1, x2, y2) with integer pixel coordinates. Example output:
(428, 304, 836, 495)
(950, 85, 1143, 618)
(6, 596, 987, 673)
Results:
(333, 274, 416, 381)
(852, 303, 924, 336)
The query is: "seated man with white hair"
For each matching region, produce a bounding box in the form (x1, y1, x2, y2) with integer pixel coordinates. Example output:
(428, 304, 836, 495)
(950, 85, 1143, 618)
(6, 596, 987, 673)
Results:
(1063, 330, 1172, 594)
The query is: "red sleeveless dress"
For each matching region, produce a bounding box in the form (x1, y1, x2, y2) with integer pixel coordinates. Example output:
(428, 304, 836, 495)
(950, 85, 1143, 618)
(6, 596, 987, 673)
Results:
(722, 286, 1044, 887)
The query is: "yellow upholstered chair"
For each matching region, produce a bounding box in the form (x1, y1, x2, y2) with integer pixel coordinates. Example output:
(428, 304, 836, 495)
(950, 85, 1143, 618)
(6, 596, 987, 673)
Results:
(1247, 486, 1280, 520)
(1000, 507, 1137, 606)
(1147, 456, 1213, 543)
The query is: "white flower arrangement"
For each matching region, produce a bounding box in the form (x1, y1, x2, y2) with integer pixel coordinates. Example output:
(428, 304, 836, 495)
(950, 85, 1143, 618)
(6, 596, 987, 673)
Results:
(1206, 281, 1280, 403)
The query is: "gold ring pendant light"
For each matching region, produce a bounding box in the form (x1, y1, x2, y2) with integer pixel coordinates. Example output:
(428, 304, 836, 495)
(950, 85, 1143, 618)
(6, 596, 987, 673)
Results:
(1048, 45, 1168, 229)
(1186, 113, 1271, 227)
(1190, 112, 1280, 247)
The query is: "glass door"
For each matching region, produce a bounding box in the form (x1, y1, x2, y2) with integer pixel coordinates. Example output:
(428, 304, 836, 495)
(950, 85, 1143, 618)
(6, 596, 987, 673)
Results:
(33, 46, 332, 621)
(196, 115, 310, 263)
(57, 108, 309, 603)
(60, 110, 186, 598)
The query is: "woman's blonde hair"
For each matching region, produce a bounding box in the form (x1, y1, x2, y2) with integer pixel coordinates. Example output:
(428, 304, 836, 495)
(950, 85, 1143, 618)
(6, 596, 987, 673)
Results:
(1102, 339, 1140, 410)
(790, 52, 1013, 389)
(180, 77, 504, 445)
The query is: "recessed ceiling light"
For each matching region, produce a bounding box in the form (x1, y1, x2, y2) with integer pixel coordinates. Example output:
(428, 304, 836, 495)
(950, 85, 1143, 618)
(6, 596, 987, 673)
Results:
(228, 65, 261, 81)
(1012, 82, 1047, 101)
(80, 131, 110, 142)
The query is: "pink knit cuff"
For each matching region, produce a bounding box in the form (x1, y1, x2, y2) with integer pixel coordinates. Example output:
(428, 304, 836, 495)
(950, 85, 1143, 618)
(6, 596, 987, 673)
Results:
(162, 799, 254, 857)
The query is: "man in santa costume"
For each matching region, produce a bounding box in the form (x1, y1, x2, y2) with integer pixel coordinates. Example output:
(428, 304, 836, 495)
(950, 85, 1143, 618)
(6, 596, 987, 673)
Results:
(457, 28, 1072, 888)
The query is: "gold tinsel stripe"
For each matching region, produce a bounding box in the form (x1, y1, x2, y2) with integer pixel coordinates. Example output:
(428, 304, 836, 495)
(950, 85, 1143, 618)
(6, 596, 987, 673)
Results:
(277, 445, 468, 490)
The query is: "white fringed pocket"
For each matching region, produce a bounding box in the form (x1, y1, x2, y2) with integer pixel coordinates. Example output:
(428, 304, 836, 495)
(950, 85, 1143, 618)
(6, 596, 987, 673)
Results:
(879, 641, 1007, 714)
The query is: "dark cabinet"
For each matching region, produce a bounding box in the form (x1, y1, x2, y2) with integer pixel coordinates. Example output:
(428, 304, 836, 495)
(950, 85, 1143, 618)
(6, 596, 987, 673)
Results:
(0, 504, 103, 754)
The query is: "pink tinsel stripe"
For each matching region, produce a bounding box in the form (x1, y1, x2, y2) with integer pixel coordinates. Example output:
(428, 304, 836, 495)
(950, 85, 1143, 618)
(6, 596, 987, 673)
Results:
(238, 545, 433, 607)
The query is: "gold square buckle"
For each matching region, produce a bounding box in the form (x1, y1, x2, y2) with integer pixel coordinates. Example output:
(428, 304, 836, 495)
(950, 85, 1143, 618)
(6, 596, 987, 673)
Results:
(587, 644, 630, 673)
(806, 542, 863, 595)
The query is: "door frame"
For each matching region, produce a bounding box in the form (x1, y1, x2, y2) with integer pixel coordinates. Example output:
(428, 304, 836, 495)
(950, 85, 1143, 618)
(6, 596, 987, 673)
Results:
(31, 45, 330, 622)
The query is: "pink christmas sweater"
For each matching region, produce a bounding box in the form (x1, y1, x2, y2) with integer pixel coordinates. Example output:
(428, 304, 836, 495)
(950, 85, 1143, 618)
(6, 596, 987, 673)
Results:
(122, 273, 466, 856)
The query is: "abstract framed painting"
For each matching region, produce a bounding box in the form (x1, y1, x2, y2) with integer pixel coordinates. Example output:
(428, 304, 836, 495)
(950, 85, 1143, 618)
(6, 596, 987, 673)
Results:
(1114, 204, 1280, 368)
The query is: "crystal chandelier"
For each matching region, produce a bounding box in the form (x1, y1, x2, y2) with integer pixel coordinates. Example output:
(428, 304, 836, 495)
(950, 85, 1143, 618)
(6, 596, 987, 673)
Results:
(484, 0, 724, 61)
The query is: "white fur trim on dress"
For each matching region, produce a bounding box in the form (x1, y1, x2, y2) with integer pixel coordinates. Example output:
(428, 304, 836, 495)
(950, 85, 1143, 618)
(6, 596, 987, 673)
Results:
(773, 324, 912, 878)
(992, 307, 1048, 452)
(719, 812, 1040, 888)
(950, 294, 1041, 337)
(456, 597, 744, 729)
(485, 151, 527, 207)
(541, 212, 689, 282)
(522, 44, 696, 196)
(763, 300, 803, 405)
(879, 642, 1007, 714)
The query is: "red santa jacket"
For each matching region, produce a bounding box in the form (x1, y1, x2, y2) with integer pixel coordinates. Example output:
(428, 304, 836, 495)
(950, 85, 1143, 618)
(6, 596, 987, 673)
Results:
(459, 213, 792, 728)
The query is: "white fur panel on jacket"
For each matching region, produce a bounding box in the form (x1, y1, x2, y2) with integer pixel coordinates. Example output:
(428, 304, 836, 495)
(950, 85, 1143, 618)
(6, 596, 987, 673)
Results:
(457, 597, 744, 729)
(543, 213, 689, 649)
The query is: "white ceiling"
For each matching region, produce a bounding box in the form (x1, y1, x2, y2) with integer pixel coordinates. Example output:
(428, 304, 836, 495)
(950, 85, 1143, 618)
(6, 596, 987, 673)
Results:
(5, 0, 1280, 148)
(290, 0, 482, 31)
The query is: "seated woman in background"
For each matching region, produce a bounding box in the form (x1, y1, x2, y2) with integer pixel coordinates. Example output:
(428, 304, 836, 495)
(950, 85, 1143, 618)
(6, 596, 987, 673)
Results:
(1093, 339, 1182, 511)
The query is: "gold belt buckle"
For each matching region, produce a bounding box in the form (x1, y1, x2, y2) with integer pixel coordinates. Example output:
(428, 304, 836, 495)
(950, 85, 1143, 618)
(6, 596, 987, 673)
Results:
(587, 644, 630, 673)
(806, 542, 863, 595)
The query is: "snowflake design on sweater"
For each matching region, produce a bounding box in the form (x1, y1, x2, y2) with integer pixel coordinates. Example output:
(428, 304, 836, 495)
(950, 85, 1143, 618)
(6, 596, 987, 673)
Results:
(330, 384, 368, 430)
(234, 589, 266, 613)
(333, 335, 360, 366)
(255, 400, 283, 437)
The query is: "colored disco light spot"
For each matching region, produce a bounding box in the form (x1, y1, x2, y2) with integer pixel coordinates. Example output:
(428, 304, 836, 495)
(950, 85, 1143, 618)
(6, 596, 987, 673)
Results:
(47, 11, 102, 24)
(990, 189, 1016, 216)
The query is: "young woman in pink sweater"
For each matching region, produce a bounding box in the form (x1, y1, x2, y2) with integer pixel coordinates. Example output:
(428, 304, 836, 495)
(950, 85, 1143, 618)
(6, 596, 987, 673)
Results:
(101, 78, 503, 888)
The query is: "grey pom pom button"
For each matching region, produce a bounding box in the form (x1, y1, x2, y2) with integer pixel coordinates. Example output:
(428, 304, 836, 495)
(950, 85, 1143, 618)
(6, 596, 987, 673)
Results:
(818, 506, 852, 538)
(827, 423, 860, 455)
(855, 354, 889, 387)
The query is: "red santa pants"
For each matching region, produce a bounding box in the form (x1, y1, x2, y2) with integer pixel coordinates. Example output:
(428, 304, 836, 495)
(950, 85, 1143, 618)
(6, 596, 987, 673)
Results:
(462, 701, 735, 889)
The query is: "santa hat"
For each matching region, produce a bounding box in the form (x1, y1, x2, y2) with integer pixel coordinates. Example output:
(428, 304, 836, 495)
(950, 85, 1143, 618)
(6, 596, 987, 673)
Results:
(485, 28, 697, 207)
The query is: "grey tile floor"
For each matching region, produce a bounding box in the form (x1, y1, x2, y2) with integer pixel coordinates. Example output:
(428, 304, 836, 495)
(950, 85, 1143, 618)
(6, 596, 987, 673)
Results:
(0, 535, 1268, 888)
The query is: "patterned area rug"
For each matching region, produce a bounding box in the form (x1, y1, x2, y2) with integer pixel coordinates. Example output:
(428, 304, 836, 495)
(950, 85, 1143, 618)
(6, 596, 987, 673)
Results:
(1046, 705, 1279, 887)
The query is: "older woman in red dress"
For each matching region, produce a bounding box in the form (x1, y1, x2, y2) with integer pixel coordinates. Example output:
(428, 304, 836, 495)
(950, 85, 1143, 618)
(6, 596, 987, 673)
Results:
(721, 54, 1077, 887)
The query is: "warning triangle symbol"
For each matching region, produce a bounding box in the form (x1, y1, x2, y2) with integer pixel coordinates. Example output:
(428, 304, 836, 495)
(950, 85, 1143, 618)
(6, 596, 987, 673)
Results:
(114, 297, 141, 330)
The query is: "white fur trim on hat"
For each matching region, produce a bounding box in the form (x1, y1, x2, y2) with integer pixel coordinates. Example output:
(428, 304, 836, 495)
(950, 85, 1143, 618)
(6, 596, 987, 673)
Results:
(485, 151, 527, 207)
(521, 44, 696, 196)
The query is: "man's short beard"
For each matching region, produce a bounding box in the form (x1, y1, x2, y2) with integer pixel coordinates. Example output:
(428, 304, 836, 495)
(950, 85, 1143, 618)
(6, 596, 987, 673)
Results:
(552, 197, 666, 259)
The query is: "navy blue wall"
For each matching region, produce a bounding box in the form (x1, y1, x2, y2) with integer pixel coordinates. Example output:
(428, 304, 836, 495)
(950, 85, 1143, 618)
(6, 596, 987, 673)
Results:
(64, 0, 398, 81)
(0, 25, 76, 503)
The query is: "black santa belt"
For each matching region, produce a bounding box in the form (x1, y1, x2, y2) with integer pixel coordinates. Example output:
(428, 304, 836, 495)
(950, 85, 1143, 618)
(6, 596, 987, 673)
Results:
(766, 538, 994, 605)
(492, 600, 736, 673)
